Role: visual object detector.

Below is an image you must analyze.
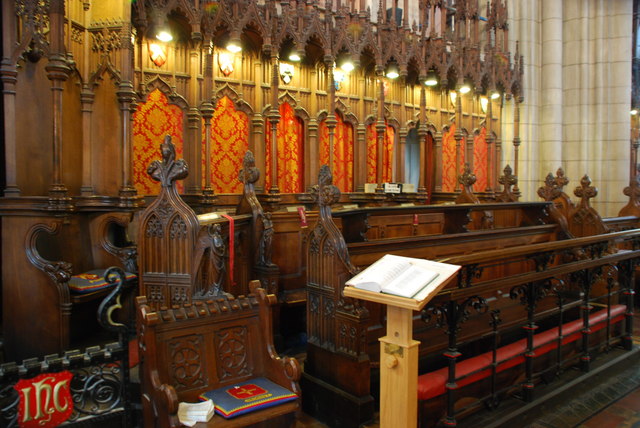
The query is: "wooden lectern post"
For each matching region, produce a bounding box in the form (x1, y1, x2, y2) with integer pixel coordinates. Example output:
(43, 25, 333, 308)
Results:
(344, 258, 460, 428)
(342, 288, 429, 428)
(379, 304, 420, 428)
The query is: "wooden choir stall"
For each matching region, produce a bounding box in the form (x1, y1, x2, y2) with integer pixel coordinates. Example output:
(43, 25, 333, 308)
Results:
(1, 1, 640, 428)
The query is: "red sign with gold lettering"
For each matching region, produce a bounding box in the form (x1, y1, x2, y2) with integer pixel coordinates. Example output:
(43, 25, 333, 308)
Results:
(14, 371, 74, 427)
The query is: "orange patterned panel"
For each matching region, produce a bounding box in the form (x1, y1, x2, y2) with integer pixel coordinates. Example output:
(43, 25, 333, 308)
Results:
(319, 113, 354, 192)
(211, 96, 249, 193)
(441, 124, 465, 192)
(384, 125, 394, 183)
(473, 127, 488, 192)
(366, 123, 394, 183)
(366, 123, 377, 183)
(133, 89, 184, 195)
(265, 103, 304, 193)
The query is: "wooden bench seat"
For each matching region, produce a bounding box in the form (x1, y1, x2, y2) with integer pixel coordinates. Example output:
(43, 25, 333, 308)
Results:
(2, 210, 137, 361)
(417, 305, 626, 401)
(136, 280, 301, 428)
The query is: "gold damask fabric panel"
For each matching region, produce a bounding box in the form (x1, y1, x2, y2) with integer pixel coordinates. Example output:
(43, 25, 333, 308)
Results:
(133, 89, 184, 195)
(442, 124, 465, 192)
(319, 113, 354, 192)
(265, 103, 304, 193)
(366, 123, 394, 183)
(473, 127, 488, 192)
(211, 96, 249, 193)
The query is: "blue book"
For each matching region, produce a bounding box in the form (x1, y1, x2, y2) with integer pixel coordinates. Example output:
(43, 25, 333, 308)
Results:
(199, 377, 297, 419)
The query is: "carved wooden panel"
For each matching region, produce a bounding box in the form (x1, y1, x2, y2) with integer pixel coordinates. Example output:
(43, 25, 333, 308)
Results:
(215, 326, 252, 381)
(168, 334, 207, 392)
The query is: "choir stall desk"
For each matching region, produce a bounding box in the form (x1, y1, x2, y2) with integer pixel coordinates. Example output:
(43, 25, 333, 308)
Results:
(344, 265, 460, 428)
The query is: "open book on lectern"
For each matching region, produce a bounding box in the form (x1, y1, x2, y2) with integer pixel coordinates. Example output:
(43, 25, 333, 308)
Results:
(346, 254, 460, 300)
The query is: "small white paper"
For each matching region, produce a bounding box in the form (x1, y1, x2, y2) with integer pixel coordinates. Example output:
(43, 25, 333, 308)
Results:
(178, 400, 215, 426)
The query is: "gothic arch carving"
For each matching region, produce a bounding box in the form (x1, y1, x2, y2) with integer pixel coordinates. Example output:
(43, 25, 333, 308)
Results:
(142, 76, 189, 110)
(213, 84, 253, 116)
(88, 56, 121, 90)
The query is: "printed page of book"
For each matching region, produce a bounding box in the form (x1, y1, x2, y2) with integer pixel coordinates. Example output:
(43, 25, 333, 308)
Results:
(345, 254, 412, 292)
(380, 264, 439, 298)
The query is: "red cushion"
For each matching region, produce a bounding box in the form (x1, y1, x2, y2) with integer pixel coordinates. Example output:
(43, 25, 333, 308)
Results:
(418, 305, 626, 400)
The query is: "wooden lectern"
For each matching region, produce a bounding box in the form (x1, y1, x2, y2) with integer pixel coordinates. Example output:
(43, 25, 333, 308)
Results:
(344, 259, 460, 428)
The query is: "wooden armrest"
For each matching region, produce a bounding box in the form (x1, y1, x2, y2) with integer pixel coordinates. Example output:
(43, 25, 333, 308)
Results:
(90, 212, 138, 273)
(25, 220, 73, 292)
(252, 282, 302, 394)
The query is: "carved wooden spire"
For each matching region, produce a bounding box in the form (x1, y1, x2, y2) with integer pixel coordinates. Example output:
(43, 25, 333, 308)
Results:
(496, 164, 518, 202)
(147, 135, 189, 188)
(455, 163, 480, 204)
(619, 168, 640, 217)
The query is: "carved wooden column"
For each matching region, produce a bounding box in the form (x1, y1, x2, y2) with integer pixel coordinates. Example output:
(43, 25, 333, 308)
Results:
(267, 52, 280, 193)
(80, 86, 95, 195)
(186, 39, 202, 195)
(307, 117, 319, 189)
(325, 56, 337, 170)
(375, 65, 386, 187)
(495, 135, 503, 192)
(418, 84, 427, 193)
(630, 113, 639, 183)
(201, 42, 215, 203)
(513, 97, 521, 193)
(117, 20, 137, 200)
(355, 122, 367, 191)
(1, 1, 19, 196)
(453, 89, 463, 190)
(435, 129, 443, 192)
(201, 101, 215, 202)
(485, 94, 494, 193)
(46, 0, 70, 202)
(398, 127, 407, 184)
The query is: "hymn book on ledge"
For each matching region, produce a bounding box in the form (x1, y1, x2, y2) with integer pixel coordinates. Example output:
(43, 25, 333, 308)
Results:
(346, 254, 461, 301)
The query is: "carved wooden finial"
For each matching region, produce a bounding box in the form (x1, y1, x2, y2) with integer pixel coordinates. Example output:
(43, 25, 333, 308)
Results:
(238, 150, 260, 185)
(537, 172, 561, 201)
(618, 169, 640, 217)
(312, 165, 341, 208)
(458, 163, 477, 187)
(496, 164, 518, 202)
(574, 174, 598, 207)
(623, 172, 640, 199)
(147, 135, 189, 188)
(569, 174, 608, 236)
(554, 167, 569, 190)
(455, 163, 480, 204)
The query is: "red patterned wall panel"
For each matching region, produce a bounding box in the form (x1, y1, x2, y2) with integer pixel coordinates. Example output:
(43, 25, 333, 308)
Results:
(319, 113, 354, 192)
(441, 124, 465, 192)
(366, 123, 395, 183)
(133, 89, 184, 195)
(473, 127, 488, 192)
(211, 96, 249, 193)
(265, 103, 304, 193)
